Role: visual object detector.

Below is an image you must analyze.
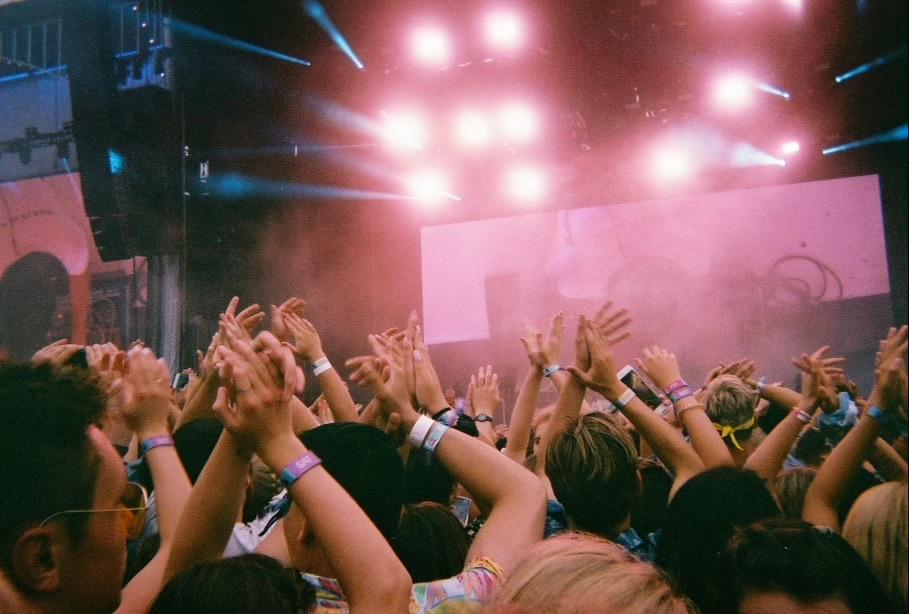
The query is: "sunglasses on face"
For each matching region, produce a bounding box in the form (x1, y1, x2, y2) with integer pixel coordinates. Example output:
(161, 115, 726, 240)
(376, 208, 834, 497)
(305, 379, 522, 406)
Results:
(38, 482, 149, 542)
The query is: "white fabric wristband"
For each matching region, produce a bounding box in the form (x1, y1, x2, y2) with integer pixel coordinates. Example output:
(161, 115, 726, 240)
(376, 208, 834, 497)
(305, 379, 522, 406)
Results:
(407, 414, 436, 448)
(312, 357, 332, 376)
(614, 388, 636, 410)
(543, 364, 561, 377)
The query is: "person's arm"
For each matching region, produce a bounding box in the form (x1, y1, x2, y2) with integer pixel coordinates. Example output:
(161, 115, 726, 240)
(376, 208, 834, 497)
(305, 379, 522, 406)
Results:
(216, 332, 411, 614)
(504, 367, 543, 463)
(745, 349, 835, 480)
(284, 313, 359, 423)
(567, 321, 704, 498)
(638, 346, 734, 470)
(116, 349, 193, 614)
(868, 437, 909, 482)
(348, 333, 547, 575)
(469, 365, 503, 447)
(803, 355, 906, 531)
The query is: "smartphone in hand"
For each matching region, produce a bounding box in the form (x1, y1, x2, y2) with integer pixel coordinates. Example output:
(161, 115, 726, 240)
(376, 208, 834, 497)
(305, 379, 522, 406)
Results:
(617, 365, 665, 410)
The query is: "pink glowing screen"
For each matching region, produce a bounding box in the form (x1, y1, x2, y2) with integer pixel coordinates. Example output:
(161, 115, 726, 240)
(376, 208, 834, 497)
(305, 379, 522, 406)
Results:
(421, 175, 889, 346)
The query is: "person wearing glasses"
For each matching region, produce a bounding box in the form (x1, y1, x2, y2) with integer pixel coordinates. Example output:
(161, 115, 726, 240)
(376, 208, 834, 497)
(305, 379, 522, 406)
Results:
(0, 349, 192, 614)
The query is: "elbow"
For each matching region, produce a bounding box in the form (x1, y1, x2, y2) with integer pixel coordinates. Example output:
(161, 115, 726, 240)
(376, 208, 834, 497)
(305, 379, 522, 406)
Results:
(350, 564, 411, 614)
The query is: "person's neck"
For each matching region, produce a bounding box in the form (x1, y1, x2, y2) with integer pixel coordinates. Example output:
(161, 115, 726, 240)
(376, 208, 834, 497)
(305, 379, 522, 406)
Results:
(0, 577, 44, 614)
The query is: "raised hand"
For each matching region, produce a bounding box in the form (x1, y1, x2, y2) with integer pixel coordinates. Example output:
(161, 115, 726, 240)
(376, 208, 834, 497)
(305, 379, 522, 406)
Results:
(269, 297, 306, 341)
(470, 365, 503, 416)
(411, 323, 447, 411)
(636, 346, 683, 391)
(119, 347, 174, 438)
(876, 356, 907, 416)
(792, 346, 840, 413)
(876, 325, 908, 368)
(591, 301, 632, 345)
(31, 339, 84, 366)
(566, 317, 624, 399)
(520, 312, 565, 368)
(283, 312, 325, 363)
(212, 332, 299, 451)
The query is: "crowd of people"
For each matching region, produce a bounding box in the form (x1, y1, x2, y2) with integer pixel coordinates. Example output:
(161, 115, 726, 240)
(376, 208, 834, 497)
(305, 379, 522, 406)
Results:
(0, 295, 906, 613)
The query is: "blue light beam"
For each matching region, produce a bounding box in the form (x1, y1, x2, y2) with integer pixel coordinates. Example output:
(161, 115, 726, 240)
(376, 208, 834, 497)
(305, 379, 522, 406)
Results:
(755, 81, 791, 100)
(835, 46, 907, 83)
(165, 18, 311, 66)
(209, 173, 405, 201)
(729, 142, 786, 167)
(822, 124, 908, 155)
(303, 1, 365, 69)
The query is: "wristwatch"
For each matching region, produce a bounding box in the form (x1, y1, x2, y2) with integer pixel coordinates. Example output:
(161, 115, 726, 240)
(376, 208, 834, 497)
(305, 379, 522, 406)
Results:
(474, 414, 494, 423)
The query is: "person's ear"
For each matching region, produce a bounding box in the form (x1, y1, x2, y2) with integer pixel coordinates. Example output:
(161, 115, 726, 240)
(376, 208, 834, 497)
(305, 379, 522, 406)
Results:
(10, 526, 65, 594)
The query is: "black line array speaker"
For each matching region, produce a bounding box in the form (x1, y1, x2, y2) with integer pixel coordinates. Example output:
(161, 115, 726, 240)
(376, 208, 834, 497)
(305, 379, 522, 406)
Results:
(63, 1, 180, 261)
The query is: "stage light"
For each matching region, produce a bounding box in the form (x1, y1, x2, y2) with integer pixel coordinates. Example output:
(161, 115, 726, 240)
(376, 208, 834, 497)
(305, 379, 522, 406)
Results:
(411, 26, 451, 67)
(381, 110, 427, 151)
(454, 110, 492, 148)
(499, 102, 539, 143)
(713, 73, 754, 112)
(781, 141, 800, 155)
(406, 169, 452, 205)
(484, 9, 524, 52)
(652, 147, 692, 183)
(505, 164, 546, 204)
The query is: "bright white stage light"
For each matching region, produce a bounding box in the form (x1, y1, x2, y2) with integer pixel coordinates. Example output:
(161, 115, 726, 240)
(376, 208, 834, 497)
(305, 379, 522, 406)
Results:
(483, 10, 524, 52)
(407, 169, 451, 205)
(713, 73, 754, 112)
(652, 147, 692, 183)
(454, 110, 492, 148)
(781, 141, 800, 155)
(505, 164, 546, 204)
(411, 26, 452, 67)
(499, 102, 539, 143)
(382, 110, 427, 151)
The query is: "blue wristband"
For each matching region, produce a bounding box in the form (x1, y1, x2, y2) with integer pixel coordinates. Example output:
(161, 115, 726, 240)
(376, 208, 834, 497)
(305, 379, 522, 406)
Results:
(867, 405, 885, 421)
(280, 451, 323, 489)
(140, 435, 174, 456)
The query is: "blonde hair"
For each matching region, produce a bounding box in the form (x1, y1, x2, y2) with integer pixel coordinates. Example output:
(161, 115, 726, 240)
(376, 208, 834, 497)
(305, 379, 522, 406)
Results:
(488, 533, 695, 614)
(704, 375, 758, 445)
(768, 467, 817, 519)
(842, 482, 908, 610)
(545, 413, 639, 536)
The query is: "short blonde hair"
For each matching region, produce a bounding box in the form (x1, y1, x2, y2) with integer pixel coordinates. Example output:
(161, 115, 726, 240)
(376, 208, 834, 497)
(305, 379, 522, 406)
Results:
(704, 375, 758, 445)
(842, 482, 908, 610)
(768, 467, 817, 519)
(488, 532, 695, 614)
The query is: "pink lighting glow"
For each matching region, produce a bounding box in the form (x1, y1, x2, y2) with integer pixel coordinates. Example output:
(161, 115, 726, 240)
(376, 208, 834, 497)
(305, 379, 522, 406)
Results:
(454, 110, 492, 147)
(499, 102, 540, 143)
(411, 26, 452, 67)
(483, 10, 525, 52)
(381, 110, 427, 151)
(781, 141, 801, 155)
(505, 164, 546, 204)
(652, 147, 692, 183)
(407, 169, 451, 205)
(713, 73, 754, 112)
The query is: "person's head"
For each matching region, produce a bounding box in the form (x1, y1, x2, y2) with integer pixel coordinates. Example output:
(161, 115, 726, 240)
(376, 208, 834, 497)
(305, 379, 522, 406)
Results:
(791, 429, 831, 467)
(656, 467, 780, 612)
(150, 553, 313, 614)
(716, 518, 895, 614)
(0, 362, 131, 614)
(842, 482, 908, 611)
(394, 502, 468, 583)
(631, 461, 673, 536)
(704, 375, 758, 449)
(545, 413, 639, 538)
(488, 532, 696, 614)
(768, 467, 817, 519)
(284, 423, 405, 569)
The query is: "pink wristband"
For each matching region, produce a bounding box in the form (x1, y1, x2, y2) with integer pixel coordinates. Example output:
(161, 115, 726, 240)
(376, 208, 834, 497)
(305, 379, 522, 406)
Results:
(280, 451, 323, 488)
(664, 379, 688, 395)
